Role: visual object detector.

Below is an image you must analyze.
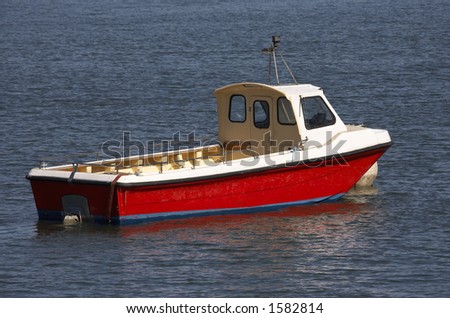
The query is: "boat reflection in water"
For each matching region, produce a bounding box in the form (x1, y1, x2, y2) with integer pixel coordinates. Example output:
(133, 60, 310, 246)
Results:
(117, 199, 370, 238)
(34, 198, 368, 235)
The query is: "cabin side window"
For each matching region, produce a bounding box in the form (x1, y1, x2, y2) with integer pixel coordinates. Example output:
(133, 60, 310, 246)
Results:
(229, 95, 246, 123)
(301, 96, 336, 130)
(277, 97, 296, 125)
(253, 100, 270, 129)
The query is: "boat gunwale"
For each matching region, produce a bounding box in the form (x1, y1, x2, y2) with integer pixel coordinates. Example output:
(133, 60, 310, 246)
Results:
(26, 141, 392, 187)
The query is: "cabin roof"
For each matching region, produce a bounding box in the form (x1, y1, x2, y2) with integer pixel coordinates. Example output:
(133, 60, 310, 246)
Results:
(214, 82, 322, 98)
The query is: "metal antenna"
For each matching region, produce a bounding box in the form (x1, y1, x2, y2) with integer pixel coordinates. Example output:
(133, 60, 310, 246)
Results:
(261, 35, 298, 85)
(272, 35, 280, 84)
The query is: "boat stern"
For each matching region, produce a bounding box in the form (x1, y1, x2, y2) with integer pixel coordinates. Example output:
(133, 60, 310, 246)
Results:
(27, 168, 120, 223)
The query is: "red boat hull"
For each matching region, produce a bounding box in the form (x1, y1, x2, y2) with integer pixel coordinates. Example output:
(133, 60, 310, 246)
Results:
(28, 145, 389, 224)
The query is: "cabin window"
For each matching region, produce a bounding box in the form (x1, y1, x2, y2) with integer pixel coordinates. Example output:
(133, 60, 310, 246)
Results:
(229, 95, 246, 123)
(253, 100, 270, 129)
(301, 96, 336, 130)
(277, 97, 296, 125)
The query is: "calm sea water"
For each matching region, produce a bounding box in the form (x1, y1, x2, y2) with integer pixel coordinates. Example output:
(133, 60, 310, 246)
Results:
(1, 0, 449, 297)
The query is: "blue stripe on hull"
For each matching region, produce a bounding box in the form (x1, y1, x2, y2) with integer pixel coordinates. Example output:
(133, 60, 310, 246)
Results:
(37, 193, 345, 225)
(114, 193, 345, 225)
(38, 209, 64, 221)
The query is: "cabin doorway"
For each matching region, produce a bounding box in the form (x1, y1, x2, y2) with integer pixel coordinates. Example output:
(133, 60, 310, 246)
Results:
(249, 96, 273, 155)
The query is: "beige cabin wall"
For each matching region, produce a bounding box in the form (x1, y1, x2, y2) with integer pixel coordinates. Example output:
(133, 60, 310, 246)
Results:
(216, 94, 250, 145)
(215, 84, 301, 154)
(272, 120, 300, 152)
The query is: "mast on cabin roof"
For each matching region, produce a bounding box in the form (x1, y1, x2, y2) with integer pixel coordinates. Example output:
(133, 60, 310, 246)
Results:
(261, 35, 298, 85)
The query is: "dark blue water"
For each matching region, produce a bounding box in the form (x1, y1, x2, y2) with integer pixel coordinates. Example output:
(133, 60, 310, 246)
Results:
(1, 0, 449, 297)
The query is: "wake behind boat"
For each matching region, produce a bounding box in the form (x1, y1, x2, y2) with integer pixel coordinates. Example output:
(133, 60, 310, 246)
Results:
(27, 37, 392, 224)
